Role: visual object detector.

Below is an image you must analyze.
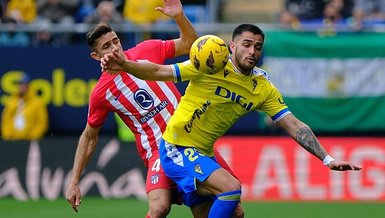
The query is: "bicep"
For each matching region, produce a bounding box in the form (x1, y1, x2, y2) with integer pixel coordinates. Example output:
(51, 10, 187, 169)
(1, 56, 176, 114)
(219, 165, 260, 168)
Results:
(173, 38, 189, 57)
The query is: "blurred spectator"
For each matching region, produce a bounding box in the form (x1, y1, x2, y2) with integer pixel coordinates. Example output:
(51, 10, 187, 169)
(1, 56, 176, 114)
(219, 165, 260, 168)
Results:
(31, 21, 63, 46)
(74, 0, 95, 23)
(83, 0, 123, 24)
(318, 0, 356, 36)
(1, 73, 49, 141)
(279, 0, 329, 28)
(352, 0, 385, 29)
(182, 0, 207, 5)
(324, 0, 353, 21)
(6, 0, 37, 23)
(122, 0, 176, 44)
(92, 0, 124, 12)
(36, 0, 79, 25)
(122, 0, 171, 25)
(0, 17, 30, 46)
(280, 0, 355, 30)
(32, 0, 80, 46)
(0, 1, 4, 22)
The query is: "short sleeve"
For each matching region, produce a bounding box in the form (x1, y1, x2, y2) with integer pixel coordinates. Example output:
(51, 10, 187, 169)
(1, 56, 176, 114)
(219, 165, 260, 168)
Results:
(258, 83, 291, 123)
(87, 91, 109, 128)
(172, 60, 204, 83)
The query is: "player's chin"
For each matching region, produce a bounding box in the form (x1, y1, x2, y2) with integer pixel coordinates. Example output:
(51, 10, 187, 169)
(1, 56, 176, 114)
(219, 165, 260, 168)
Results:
(241, 62, 255, 71)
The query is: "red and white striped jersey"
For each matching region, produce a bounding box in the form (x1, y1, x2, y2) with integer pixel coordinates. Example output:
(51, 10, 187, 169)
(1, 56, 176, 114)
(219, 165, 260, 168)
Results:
(87, 39, 181, 166)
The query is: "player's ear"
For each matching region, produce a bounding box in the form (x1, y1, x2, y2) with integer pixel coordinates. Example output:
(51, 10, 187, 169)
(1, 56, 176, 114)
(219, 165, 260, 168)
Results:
(90, 52, 100, 61)
(229, 41, 235, 53)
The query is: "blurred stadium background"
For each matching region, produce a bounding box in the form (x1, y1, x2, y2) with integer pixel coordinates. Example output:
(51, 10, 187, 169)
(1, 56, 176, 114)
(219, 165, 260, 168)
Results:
(1, 0, 385, 217)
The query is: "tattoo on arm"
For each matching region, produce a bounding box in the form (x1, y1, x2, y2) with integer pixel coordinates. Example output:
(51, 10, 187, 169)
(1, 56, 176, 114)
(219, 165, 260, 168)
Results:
(296, 127, 328, 160)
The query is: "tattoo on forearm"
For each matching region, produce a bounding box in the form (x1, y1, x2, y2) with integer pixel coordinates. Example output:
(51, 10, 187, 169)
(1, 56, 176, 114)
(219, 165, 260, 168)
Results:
(296, 127, 327, 160)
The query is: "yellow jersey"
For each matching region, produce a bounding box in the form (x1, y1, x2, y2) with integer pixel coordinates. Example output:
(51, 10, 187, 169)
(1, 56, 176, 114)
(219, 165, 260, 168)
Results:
(163, 59, 290, 156)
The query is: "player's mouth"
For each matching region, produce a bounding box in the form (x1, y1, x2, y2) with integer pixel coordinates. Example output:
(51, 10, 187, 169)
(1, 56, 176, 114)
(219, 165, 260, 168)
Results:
(245, 57, 256, 65)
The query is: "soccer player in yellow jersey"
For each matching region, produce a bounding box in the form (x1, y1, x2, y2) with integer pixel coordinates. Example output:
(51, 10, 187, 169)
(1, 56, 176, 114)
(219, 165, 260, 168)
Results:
(101, 24, 362, 217)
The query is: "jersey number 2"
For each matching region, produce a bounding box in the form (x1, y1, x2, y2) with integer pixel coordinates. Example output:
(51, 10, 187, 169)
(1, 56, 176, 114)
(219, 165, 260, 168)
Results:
(184, 148, 199, 162)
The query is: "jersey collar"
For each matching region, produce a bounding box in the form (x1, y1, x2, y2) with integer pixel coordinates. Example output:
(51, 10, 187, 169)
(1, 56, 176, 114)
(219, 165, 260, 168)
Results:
(229, 57, 253, 77)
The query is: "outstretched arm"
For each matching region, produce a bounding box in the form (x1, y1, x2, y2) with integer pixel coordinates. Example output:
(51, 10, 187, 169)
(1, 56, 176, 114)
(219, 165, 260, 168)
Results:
(156, 0, 198, 56)
(277, 114, 362, 171)
(66, 124, 100, 212)
(101, 50, 175, 81)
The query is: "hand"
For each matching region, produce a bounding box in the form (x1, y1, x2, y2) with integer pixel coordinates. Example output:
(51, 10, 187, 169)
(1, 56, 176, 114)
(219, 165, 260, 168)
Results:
(328, 161, 362, 171)
(100, 50, 127, 74)
(66, 185, 82, 212)
(155, 0, 183, 19)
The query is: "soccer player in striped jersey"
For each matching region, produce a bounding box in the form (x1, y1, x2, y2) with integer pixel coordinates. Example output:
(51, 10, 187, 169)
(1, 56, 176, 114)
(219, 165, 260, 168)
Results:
(66, 1, 244, 218)
(101, 23, 362, 217)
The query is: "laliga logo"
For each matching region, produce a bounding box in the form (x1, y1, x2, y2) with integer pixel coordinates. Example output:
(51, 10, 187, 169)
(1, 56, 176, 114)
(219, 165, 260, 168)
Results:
(215, 86, 254, 111)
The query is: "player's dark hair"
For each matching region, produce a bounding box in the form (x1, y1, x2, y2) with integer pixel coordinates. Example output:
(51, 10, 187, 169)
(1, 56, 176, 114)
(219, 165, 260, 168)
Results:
(86, 23, 113, 50)
(232, 24, 265, 41)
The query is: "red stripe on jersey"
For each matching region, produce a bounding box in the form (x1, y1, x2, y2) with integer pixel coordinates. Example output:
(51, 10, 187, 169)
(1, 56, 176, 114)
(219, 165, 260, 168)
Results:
(88, 39, 179, 163)
(165, 81, 182, 104)
(143, 80, 179, 134)
(114, 74, 159, 161)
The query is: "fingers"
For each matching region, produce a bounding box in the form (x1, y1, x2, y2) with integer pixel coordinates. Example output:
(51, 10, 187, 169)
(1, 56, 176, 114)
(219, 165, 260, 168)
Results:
(342, 162, 362, 171)
(112, 50, 122, 60)
(352, 165, 362, 171)
(155, 7, 165, 14)
(330, 161, 362, 171)
(67, 196, 81, 213)
(100, 51, 126, 73)
(100, 53, 115, 72)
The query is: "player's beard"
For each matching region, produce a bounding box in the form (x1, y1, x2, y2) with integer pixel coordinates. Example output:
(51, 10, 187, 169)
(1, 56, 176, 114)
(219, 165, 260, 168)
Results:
(234, 53, 256, 73)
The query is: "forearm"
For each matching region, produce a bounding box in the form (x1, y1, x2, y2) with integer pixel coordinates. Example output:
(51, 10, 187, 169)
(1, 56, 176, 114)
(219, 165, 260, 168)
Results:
(123, 60, 174, 81)
(278, 114, 329, 161)
(69, 133, 97, 185)
(295, 126, 328, 161)
(173, 14, 198, 56)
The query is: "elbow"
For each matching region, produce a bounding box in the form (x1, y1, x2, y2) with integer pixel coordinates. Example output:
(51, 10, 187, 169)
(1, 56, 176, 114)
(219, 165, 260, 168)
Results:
(182, 35, 197, 53)
(187, 36, 198, 49)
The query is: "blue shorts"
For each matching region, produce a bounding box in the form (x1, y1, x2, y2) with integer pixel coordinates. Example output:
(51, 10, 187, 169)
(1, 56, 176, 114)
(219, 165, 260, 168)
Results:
(159, 139, 221, 207)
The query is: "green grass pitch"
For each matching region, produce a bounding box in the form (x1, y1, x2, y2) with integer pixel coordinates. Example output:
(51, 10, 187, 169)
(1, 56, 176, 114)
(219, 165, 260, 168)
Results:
(0, 197, 384, 218)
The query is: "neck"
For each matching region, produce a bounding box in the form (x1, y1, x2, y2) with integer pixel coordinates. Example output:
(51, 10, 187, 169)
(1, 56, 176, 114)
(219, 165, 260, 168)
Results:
(230, 58, 252, 76)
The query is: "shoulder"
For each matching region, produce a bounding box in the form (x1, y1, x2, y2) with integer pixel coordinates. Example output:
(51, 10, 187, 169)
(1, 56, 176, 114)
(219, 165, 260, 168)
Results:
(126, 39, 174, 63)
(89, 75, 109, 103)
(132, 39, 173, 51)
(251, 67, 271, 81)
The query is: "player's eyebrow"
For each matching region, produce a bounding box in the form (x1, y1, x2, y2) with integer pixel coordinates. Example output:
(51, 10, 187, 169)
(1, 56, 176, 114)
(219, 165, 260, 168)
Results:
(242, 39, 263, 46)
(242, 39, 253, 43)
(101, 36, 119, 48)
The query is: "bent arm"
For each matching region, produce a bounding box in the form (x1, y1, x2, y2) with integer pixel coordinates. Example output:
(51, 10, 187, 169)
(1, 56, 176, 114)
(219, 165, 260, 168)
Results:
(155, 0, 197, 56)
(172, 13, 198, 56)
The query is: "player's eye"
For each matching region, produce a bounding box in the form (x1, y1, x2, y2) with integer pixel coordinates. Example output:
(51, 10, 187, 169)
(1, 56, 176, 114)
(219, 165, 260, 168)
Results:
(102, 43, 110, 49)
